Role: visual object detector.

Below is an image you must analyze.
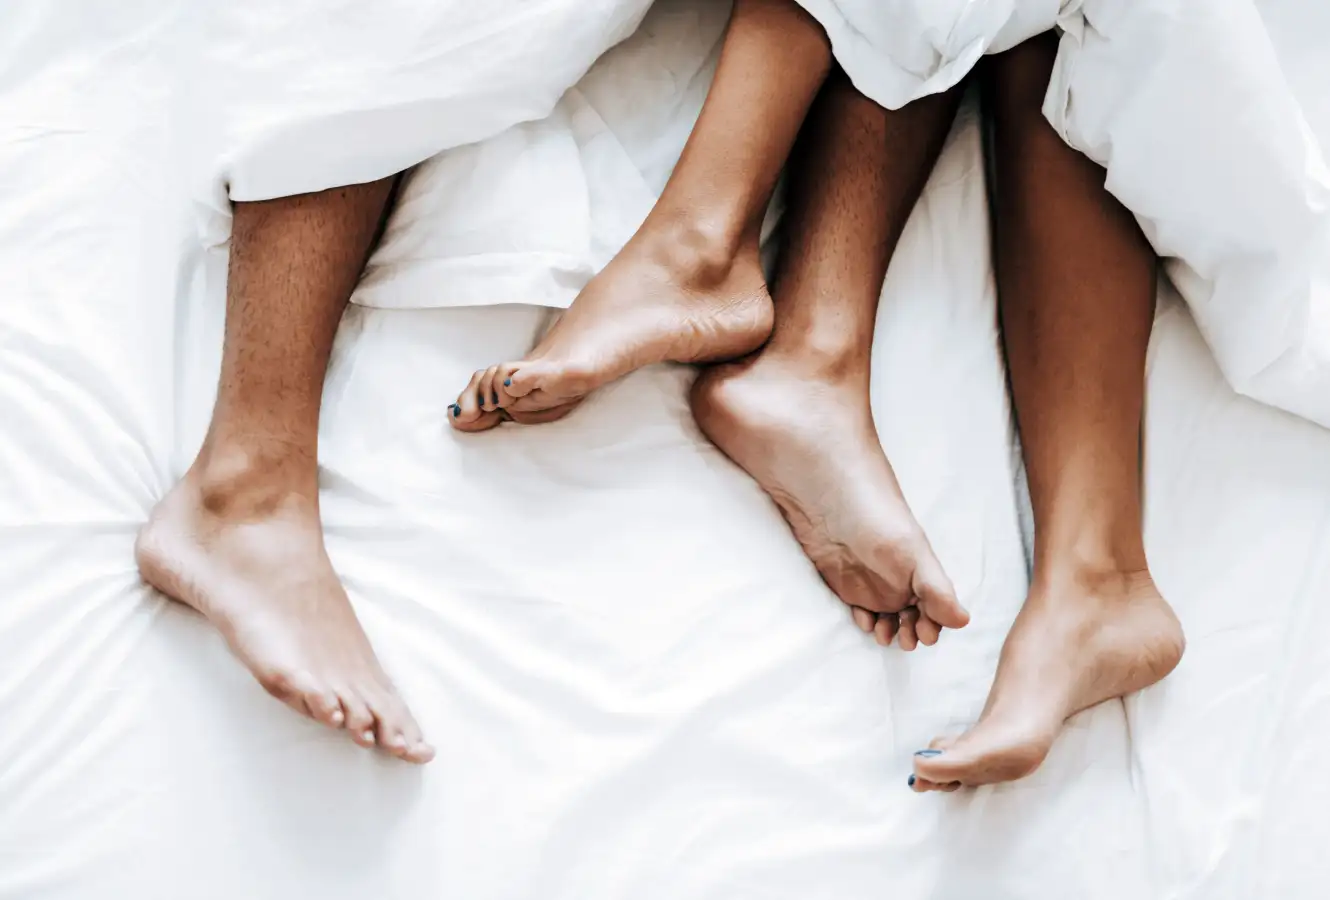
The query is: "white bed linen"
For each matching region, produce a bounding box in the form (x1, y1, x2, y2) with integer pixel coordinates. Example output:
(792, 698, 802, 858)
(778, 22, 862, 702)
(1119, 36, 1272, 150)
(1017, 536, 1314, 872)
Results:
(797, 0, 1330, 427)
(2, 1, 1329, 898)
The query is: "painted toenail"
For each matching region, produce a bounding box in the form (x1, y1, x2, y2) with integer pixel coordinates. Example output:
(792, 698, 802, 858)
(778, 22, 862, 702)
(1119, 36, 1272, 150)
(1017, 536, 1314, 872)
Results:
(503, 378, 511, 386)
(492, 392, 499, 404)
(907, 774, 916, 787)
(450, 404, 460, 416)
(362, 729, 375, 744)
(914, 749, 944, 757)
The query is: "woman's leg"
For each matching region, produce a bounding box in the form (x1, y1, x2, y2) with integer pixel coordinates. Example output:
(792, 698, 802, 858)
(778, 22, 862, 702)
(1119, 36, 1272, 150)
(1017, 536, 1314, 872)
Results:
(692, 70, 970, 641)
(136, 180, 435, 763)
(451, 0, 831, 431)
(913, 33, 1183, 790)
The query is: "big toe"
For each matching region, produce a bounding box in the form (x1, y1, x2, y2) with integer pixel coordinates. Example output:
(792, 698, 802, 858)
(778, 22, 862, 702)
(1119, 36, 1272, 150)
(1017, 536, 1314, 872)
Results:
(369, 692, 433, 765)
(912, 557, 969, 630)
(914, 724, 1051, 786)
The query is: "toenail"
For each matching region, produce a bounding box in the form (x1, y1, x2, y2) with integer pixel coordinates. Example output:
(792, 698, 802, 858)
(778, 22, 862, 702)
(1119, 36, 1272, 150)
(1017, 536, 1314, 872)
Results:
(330, 710, 344, 726)
(491, 392, 499, 404)
(503, 378, 511, 386)
(914, 749, 944, 757)
(450, 404, 460, 416)
(362, 729, 375, 744)
(907, 774, 916, 787)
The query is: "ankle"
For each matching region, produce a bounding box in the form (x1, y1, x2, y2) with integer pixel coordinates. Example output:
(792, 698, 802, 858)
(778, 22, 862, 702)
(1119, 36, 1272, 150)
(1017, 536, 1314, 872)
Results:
(1032, 544, 1152, 596)
(188, 440, 318, 518)
(634, 211, 753, 288)
(760, 325, 871, 383)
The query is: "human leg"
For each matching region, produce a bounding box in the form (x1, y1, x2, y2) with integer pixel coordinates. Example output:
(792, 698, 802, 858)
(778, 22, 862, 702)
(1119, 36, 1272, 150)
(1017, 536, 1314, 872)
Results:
(692, 69, 969, 644)
(136, 180, 434, 763)
(451, 0, 831, 431)
(913, 33, 1183, 790)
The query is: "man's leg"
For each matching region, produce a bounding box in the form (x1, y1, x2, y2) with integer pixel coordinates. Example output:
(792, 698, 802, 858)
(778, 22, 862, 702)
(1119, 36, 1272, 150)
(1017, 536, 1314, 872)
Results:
(451, 0, 831, 431)
(913, 34, 1183, 790)
(692, 70, 970, 640)
(136, 180, 434, 764)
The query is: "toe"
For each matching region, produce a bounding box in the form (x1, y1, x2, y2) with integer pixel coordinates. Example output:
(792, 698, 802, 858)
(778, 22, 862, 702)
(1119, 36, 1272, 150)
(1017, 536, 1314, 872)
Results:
(368, 693, 429, 764)
(912, 554, 969, 630)
(476, 365, 505, 414)
(506, 400, 580, 425)
(495, 362, 521, 406)
(505, 363, 548, 399)
(451, 369, 503, 433)
(914, 610, 941, 646)
(306, 689, 346, 728)
(896, 608, 919, 651)
(872, 613, 899, 646)
(851, 607, 876, 633)
(338, 691, 377, 748)
(257, 666, 320, 717)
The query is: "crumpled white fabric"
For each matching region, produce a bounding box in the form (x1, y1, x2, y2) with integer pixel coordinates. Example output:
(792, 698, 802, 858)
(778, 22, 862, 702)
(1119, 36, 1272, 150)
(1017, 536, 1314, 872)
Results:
(799, 0, 1330, 427)
(794, 0, 1063, 109)
(1045, 0, 1330, 428)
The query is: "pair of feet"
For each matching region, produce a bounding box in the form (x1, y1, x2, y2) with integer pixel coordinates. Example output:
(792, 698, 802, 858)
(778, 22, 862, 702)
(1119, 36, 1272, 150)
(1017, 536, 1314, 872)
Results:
(446, 228, 1185, 788)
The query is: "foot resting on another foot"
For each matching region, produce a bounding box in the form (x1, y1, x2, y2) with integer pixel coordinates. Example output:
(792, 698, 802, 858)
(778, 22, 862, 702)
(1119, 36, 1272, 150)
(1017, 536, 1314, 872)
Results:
(449, 230, 774, 433)
(691, 348, 969, 644)
(136, 461, 434, 763)
(911, 568, 1183, 790)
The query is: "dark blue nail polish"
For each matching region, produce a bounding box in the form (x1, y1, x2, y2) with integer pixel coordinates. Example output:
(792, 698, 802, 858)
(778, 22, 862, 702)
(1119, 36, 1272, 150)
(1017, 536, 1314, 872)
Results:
(907, 774, 916, 787)
(492, 392, 499, 404)
(503, 378, 511, 387)
(450, 404, 460, 416)
(914, 749, 943, 758)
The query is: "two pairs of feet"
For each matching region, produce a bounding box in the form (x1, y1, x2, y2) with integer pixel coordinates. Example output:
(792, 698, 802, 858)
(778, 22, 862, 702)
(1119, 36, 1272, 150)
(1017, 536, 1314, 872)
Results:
(134, 234, 1184, 785)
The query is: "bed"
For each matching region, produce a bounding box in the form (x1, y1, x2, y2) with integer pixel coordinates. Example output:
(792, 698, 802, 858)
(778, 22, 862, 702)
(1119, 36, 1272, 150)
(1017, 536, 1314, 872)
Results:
(2, 1, 1328, 897)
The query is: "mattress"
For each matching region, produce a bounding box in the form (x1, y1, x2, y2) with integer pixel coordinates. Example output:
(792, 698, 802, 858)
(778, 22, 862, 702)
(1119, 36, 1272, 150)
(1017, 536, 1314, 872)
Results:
(2, 1, 1329, 898)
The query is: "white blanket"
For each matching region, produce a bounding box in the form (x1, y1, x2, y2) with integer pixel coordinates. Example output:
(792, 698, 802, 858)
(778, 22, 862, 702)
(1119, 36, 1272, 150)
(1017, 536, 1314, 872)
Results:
(800, 0, 1330, 427)
(3, 0, 1330, 898)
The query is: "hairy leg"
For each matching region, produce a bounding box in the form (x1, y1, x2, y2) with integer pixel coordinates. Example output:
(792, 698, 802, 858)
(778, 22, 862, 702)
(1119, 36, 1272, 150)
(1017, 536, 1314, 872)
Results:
(913, 34, 1183, 790)
(692, 70, 969, 643)
(452, 0, 831, 431)
(137, 180, 434, 763)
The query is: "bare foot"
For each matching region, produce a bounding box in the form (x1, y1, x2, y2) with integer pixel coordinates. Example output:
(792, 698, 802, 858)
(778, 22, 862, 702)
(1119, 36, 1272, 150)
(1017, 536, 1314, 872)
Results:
(911, 568, 1183, 790)
(449, 230, 774, 433)
(691, 349, 969, 641)
(135, 460, 434, 763)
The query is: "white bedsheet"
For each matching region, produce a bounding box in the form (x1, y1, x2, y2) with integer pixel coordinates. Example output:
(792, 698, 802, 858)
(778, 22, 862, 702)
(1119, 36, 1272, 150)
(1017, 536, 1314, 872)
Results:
(3, 1, 1329, 898)
(799, 0, 1330, 428)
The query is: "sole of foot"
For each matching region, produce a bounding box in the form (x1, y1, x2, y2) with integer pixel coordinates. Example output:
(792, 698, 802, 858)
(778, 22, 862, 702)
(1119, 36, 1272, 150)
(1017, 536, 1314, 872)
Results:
(135, 473, 434, 764)
(691, 349, 968, 644)
(449, 238, 774, 433)
(912, 568, 1183, 789)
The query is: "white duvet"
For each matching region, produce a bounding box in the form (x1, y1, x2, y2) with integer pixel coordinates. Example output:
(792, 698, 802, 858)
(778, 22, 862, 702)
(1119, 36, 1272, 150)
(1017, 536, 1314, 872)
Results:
(3, 0, 1329, 898)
